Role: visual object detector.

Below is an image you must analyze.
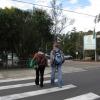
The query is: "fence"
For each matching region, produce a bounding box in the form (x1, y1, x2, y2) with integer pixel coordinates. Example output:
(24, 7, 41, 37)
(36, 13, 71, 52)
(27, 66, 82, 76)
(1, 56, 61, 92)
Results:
(0, 59, 30, 69)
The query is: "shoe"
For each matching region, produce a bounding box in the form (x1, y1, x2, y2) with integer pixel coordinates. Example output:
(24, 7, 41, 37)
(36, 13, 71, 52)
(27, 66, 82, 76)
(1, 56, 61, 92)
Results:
(51, 79, 55, 86)
(58, 82, 62, 88)
(35, 80, 39, 85)
(51, 82, 55, 86)
(40, 84, 43, 88)
(58, 80, 63, 88)
(58, 84, 62, 88)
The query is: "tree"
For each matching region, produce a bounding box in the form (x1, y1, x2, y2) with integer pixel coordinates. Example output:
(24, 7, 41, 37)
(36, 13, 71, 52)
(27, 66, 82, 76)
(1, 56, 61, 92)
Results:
(61, 30, 84, 59)
(94, 14, 100, 23)
(0, 7, 53, 60)
(50, 0, 74, 42)
(32, 8, 53, 52)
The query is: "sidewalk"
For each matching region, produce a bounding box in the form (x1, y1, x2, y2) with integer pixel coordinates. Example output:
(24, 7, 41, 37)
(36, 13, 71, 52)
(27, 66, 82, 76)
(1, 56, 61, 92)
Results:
(0, 60, 100, 80)
(0, 67, 51, 79)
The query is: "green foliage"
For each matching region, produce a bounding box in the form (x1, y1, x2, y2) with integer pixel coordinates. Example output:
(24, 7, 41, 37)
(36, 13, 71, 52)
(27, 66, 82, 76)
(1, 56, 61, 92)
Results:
(32, 9, 53, 50)
(0, 7, 53, 59)
(61, 31, 84, 58)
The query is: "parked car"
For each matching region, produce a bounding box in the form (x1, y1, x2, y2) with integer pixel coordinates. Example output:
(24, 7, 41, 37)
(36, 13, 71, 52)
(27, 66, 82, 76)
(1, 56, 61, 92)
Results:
(0, 57, 2, 66)
(64, 55, 73, 60)
(0, 54, 3, 66)
(45, 54, 50, 59)
(7, 53, 19, 66)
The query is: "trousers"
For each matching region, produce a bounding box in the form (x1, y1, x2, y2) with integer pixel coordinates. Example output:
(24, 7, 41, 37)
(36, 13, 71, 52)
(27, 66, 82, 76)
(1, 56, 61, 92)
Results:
(51, 64, 63, 87)
(35, 65, 45, 87)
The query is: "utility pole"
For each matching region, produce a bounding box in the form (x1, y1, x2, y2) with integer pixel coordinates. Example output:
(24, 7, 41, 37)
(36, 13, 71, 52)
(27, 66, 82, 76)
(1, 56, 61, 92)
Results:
(94, 15, 98, 62)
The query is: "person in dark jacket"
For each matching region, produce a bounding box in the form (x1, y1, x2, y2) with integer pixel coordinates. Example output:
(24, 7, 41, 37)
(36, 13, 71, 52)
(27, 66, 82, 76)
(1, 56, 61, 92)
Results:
(33, 48, 47, 87)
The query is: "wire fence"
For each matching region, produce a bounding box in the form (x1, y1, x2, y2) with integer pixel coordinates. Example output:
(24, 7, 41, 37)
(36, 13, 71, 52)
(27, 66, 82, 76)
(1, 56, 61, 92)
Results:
(0, 59, 31, 69)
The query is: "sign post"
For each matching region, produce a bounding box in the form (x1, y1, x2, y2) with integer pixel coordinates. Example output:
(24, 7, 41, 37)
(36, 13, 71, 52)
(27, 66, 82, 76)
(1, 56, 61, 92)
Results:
(76, 52, 78, 59)
(83, 35, 96, 61)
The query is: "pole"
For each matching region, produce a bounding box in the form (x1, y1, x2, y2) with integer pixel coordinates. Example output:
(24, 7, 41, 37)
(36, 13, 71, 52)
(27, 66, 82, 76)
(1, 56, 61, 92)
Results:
(94, 24, 97, 62)
(95, 34, 97, 62)
(83, 31, 85, 61)
(83, 49, 85, 61)
(95, 49, 96, 62)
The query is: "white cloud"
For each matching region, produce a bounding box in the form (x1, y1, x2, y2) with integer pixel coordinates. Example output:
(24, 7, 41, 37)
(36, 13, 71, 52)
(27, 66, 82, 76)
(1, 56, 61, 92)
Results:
(30, 0, 100, 32)
(0, 0, 12, 8)
(0, 0, 100, 32)
(63, 0, 100, 32)
(0, 0, 33, 10)
(35, 0, 51, 5)
(68, 0, 78, 4)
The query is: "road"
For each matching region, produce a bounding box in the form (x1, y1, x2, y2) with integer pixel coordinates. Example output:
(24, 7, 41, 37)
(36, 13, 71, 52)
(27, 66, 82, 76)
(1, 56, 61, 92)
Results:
(0, 65, 100, 100)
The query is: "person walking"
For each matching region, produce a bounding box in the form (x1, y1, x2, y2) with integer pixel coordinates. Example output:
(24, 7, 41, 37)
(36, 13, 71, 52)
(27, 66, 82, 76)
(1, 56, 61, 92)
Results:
(50, 42, 64, 88)
(33, 48, 47, 87)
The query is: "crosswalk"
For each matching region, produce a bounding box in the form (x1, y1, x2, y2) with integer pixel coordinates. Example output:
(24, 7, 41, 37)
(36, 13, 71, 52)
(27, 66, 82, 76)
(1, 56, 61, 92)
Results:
(65, 93, 100, 100)
(0, 76, 100, 100)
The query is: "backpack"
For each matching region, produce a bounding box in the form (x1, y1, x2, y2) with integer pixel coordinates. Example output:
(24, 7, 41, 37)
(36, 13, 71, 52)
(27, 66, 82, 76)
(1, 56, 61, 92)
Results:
(54, 50, 63, 65)
(36, 54, 47, 67)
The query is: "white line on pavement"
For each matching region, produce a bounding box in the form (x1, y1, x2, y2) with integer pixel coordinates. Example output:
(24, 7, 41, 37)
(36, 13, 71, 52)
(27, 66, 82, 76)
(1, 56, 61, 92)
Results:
(0, 74, 50, 83)
(0, 79, 57, 90)
(64, 92, 100, 100)
(0, 84, 77, 100)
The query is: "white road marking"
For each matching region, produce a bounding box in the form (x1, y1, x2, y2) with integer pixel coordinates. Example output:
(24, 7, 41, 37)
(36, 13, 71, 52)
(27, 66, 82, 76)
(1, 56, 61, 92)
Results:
(0, 79, 57, 90)
(0, 84, 77, 100)
(0, 74, 50, 83)
(64, 92, 100, 100)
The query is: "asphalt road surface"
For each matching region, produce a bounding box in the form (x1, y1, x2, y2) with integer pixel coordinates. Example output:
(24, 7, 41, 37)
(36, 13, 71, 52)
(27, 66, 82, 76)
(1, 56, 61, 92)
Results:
(0, 67, 100, 100)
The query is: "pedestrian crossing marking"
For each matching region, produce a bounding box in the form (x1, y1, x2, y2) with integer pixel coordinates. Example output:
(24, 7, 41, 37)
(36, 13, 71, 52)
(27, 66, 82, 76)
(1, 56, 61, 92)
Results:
(0, 79, 57, 90)
(0, 74, 50, 83)
(64, 92, 100, 100)
(0, 84, 77, 100)
(0, 77, 35, 83)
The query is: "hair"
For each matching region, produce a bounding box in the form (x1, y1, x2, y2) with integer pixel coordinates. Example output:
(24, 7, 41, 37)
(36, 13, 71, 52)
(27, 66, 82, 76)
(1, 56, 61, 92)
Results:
(38, 48, 43, 52)
(53, 42, 60, 48)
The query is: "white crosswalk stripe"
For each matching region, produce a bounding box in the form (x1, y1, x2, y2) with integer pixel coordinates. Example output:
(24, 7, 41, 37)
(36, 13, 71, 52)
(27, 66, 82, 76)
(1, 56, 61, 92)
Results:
(0, 84, 76, 100)
(64, 92, 100, 100)
(0, 79, 57, 90)
(0, 77, 100, 100)
(0, 77, 34, 83)
(0, 74, 50, 83)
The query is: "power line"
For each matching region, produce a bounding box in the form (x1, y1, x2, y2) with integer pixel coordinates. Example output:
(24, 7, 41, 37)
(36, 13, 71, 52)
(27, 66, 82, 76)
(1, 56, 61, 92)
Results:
(11, 0, 96, 17)
(11, 0, 53, 9)
(61, 9, 95, 17)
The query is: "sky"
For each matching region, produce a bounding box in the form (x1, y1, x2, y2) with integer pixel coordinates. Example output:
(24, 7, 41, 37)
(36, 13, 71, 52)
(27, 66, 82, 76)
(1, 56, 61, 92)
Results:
(0, 0, 100, 33)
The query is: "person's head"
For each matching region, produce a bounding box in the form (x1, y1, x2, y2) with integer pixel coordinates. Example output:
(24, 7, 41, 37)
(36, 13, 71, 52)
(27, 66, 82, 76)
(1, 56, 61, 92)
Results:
(38, 48, 43, 52)
(53, 42, 60, 49)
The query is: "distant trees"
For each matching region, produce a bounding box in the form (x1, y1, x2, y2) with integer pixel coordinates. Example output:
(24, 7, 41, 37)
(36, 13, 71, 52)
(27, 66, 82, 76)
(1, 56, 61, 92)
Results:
(32, 8, 53, 53)
(61, 30, 100, 59)
(61, 31, 84, 59)
(0, 7, 100, 62)
(94, 14, 100, 23)
(0, 7, 53, 59)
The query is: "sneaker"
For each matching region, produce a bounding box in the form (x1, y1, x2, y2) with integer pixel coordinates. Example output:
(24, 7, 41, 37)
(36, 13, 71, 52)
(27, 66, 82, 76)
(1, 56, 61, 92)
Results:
(35, 80, 39, 85)
(40, 84, 43, 88)
(58, 81, 63, 88)
(58, 84, 62, 88)
(51, 79, 55, 86)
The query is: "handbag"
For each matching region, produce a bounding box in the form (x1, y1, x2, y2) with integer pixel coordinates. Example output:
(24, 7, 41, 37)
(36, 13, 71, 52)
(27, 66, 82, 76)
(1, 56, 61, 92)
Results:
(30, 59, 38, 69)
